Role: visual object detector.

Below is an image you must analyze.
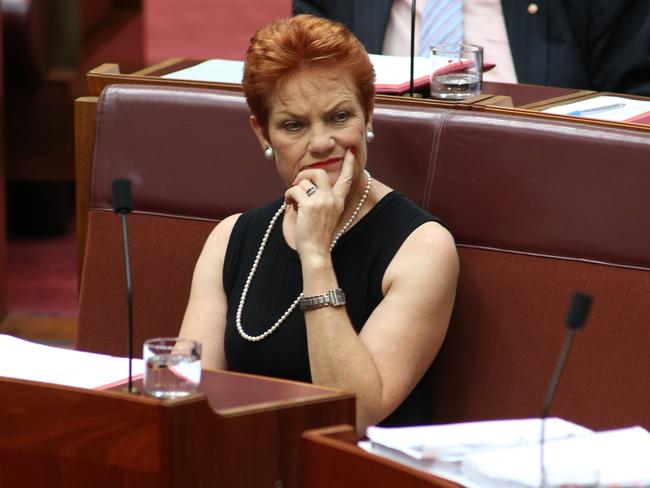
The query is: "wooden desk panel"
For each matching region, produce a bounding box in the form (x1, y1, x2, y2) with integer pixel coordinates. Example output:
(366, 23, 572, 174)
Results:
(482, 81, 593, 108)
(0, 370, 355, 488)
(302, 425, 462, 488)
(526, 91, 650, 126)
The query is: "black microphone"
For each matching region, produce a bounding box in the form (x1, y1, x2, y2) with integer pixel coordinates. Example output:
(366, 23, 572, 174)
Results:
(112, 179, 133, 214)
(112, 179, 137, 394)
(540, 292, 593, 487)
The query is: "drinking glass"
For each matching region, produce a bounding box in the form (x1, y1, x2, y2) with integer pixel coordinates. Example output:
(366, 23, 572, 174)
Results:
(143, 337, 201, 399)
(429, 43, 483, 100)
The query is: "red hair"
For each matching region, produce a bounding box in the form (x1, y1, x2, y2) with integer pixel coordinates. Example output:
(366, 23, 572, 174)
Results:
(242, 14, 375, 132)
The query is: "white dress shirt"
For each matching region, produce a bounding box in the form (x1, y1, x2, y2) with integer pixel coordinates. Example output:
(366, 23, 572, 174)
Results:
(382, 0, 518, 83)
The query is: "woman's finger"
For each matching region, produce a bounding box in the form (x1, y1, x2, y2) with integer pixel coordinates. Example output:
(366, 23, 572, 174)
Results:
(285, 183, 313, 207)
(292, 168, 332, 191)
(332, 147, 356, 198)
(298, 178, 316, 195)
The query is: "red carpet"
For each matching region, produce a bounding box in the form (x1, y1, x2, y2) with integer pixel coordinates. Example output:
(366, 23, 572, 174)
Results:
(7, 229, 78, 316)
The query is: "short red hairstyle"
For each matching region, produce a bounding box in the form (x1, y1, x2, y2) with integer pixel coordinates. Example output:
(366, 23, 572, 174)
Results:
(242, 14, 375, 132)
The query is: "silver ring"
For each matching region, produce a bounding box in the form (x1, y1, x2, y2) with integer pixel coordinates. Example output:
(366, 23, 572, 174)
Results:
(306, 186, 316, 197)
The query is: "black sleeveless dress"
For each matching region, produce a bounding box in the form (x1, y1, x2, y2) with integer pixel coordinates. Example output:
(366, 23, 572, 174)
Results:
(223, 191, 445, 426)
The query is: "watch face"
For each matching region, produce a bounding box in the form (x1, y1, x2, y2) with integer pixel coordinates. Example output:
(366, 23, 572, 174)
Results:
(300, 289, 346, 310)
(331, 288, 346, 306)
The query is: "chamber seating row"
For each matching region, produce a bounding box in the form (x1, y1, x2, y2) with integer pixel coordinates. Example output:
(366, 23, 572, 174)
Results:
(76, 84, 650, 431)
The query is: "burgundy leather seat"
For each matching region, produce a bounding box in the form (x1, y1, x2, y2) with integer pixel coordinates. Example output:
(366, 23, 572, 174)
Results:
(77, 84, 650, 431)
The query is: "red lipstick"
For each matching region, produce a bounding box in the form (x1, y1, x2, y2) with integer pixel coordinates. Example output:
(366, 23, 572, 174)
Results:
(309, 157, 341, 169)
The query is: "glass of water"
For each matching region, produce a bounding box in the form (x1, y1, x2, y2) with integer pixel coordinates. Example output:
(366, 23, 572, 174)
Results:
(143, 337, 202, 399)
(429, 43, 483, 100)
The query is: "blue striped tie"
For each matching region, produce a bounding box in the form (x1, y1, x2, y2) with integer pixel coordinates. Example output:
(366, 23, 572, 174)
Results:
(419, 0, 464, 56)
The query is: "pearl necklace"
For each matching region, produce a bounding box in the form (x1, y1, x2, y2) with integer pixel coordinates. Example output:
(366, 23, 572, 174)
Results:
(236, 170, 372, 342)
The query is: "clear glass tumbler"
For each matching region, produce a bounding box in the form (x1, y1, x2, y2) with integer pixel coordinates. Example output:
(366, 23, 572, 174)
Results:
(143, 337, 201, 399)
(429, 43, 483, 100)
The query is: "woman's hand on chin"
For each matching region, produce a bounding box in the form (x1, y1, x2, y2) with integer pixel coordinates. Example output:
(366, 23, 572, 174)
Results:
(284, 149, 356, 259)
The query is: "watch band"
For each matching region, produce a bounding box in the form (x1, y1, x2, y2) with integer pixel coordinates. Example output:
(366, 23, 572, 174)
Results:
(299, 288, 346, 311)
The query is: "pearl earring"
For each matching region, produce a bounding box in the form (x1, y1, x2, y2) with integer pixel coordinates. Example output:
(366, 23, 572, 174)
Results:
(263, 146, 275, 160)
(365, 128, 375, 143)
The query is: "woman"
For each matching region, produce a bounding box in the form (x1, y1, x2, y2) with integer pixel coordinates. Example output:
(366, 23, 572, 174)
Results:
(180, 14, 458, 433)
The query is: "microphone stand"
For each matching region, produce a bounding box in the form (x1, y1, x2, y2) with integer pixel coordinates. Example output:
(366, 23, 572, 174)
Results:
(409, 0, 416, 97)
(112, 179, 138, 395)
(539, 292, 592, 487)
(120, 211, 135, 394)
(402, 0, 422, 98)
(539, 328, 577, 488)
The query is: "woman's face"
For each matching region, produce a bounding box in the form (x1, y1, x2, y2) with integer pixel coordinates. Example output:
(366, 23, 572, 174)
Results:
(251, 67, 372, 188)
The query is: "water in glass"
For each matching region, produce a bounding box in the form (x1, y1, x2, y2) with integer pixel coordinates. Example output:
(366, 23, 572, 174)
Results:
(143, 337, 201, 399)
(430, 72, 481, 100)
(145, 353, 201, 399)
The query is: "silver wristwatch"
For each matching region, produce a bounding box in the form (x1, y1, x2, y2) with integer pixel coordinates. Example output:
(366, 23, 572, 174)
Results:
(299, 288, 346, 311)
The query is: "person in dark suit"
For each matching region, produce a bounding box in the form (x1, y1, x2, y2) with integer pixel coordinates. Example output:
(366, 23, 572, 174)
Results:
(293, 0, 650, 96)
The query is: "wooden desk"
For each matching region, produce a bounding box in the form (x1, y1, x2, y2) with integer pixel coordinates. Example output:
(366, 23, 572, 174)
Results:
(302, 425, 461, 488)
(481, 81, 593, 108)
(84, 58, 502, 107)
(84, 59, 590, 107)
(82, 58, 650, 126)
(0, 369, 354, 487)
(525, 91, 650, 125)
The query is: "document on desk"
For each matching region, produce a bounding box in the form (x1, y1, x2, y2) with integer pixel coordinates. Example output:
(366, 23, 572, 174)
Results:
(461, 426, 650, 487)
(365, 418, 592, 461)
(368, 54, 466, 94)
(0, 334, 144, 390)
(161, 58, 244, 83)
(362, 419, 650, 487)
(542, 95, 650, 124)
(360, 418, 592, 485)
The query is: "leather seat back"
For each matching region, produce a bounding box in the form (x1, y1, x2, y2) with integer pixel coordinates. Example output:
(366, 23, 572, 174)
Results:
(78, 84, 650, 430)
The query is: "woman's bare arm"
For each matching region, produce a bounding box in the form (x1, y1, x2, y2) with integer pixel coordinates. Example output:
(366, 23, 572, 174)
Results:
(179, 214, 240, 370)
(302, 221, 458, 433)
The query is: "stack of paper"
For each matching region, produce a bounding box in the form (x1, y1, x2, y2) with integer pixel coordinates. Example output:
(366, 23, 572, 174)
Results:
(0, 334, 144, 390)
(462, 426, 650, 487)
(362, 418, 650, 487)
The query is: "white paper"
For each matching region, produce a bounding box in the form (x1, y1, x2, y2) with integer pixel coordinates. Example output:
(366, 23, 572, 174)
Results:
(359, 440, 480, 487)
(462, 426, 650, 487)
(161, 58, 244, 83)
(369, 54, 433, 85)
(0, 334, 144, 389)
(542, 95, 650, 122)
(366, 418, 592, 462)
(362, 420, 649, 487)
